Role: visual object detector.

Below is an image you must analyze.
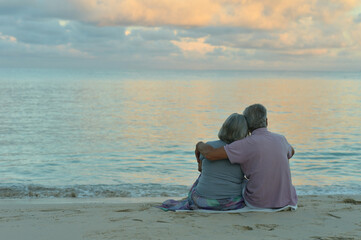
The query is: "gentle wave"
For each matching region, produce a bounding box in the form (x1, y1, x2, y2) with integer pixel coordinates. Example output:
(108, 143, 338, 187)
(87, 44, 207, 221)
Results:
(0, 184, 189, 199)
(295, 184, 361, 196)
(1, 183, 360, 199)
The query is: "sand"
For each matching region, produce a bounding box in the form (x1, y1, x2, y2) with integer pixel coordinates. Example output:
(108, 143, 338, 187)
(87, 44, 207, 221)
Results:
(0, 195, 360, 240)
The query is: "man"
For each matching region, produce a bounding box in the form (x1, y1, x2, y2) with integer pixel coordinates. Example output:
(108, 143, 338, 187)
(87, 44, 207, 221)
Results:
(195, 104, 297, 208)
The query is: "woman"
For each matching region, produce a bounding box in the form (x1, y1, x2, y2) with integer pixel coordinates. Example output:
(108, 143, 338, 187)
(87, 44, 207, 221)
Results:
(159, 113, 248, 211)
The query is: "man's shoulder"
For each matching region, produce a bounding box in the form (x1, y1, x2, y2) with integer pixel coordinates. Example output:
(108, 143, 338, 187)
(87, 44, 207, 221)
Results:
(226, 136, 254, 149)
(266, 130, 286, 139)
(271, 131, 284, 137)
(267, 131, 290, 145)
(251, 130, 287, 145)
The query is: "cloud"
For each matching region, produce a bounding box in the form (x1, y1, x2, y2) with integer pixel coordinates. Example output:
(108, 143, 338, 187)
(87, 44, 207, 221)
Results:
(0, 0, 360, 70)
(7, 19, 71, 45)
(1, 0, 359, 29)
(124, 29, 131, 36)
(355, 13, 361, 23)
(77, 1, 361, 29)
(0, 32, 17, 42)
(281, 48, 329, 56)
(171, 37, 222, 56)
(58, 20, 70, 27)
(62, 0, 357, 31)
(55, 44, 93, 58)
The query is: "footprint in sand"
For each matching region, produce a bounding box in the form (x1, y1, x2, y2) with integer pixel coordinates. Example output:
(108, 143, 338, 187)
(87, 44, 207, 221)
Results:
(255, 224, 279, 231)
(171, 215, 187, 219)
(39, 209, 83, 214)
(342, 198, 361, 205)
(326, 213, 341, 219)
(132, 218, 143, 222)
(311, 236, 355, 240)
(114, 209, 133, 213)
(109, 217, 129, 222)
(0, 215, 23, 222)
(39, 209, 64, 212)
(156, 220, 169, 223)
(233, 225, 253, 231)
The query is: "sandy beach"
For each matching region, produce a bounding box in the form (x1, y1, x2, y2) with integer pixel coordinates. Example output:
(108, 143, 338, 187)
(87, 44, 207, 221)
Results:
(0, 195, 360, 240)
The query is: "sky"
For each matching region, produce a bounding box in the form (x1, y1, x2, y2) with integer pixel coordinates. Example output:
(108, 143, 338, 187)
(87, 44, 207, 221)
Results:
(0, 0, 361, 71)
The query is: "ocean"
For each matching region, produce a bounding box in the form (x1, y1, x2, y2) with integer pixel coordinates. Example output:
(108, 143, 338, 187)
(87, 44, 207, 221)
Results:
(0, 68, 360, 199)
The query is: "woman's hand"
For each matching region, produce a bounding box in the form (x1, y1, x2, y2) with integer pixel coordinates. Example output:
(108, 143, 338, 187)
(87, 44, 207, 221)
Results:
(195, 144, 202, 172)
(195, 144, 201, 162)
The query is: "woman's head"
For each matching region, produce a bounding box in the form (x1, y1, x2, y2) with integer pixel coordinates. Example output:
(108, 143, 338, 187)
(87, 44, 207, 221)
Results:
(218, 113, 249, 144)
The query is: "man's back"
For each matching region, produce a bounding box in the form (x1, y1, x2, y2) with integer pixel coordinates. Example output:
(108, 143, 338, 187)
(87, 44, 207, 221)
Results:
(224, 128, 297, 208)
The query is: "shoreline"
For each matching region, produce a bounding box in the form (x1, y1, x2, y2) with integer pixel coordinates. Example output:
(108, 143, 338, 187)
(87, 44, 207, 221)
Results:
(0, 193, 360, 204)
(0, 193, 361, 202)
(1, 195, 360, 239)
(0, 196, 177, 204)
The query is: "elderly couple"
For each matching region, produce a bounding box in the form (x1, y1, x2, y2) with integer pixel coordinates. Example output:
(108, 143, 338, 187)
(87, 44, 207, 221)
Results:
(159, 104, 297, 211)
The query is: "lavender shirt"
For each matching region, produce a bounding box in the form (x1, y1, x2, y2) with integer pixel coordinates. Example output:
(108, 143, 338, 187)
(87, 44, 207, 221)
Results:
(224, 128, 297, 208)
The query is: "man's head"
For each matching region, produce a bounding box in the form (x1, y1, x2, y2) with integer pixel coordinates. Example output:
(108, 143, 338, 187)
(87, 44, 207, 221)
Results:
(243, 104, 267, 132)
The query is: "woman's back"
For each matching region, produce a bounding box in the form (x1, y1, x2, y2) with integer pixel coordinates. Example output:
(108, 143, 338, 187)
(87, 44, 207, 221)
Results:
(195, 140, 244, 199)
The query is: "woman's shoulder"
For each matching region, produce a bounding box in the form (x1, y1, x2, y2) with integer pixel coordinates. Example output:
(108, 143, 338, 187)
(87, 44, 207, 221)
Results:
(206, 140, 227, 148)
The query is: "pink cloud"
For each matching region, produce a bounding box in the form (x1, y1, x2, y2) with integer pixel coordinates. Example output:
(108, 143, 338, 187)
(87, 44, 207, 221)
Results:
(283, 48, 329, 56)
(171, 37, 223, 56)
(75, 0, 360, 29)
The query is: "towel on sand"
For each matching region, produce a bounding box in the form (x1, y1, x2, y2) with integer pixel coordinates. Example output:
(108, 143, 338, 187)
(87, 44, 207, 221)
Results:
(175, 205, 297, 213)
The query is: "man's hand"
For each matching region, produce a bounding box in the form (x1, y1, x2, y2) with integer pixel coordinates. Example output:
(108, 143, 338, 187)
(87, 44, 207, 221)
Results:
(290, 146, 295, 158)
(195, 141, 228, 161)
(288, 146, 295, 159)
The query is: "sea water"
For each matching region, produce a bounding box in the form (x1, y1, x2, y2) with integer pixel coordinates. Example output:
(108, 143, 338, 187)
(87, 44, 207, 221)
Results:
(0, 68, 360, 198)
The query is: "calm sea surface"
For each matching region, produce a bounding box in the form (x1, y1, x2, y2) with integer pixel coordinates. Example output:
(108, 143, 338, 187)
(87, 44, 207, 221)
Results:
(0, 69, 360, 198)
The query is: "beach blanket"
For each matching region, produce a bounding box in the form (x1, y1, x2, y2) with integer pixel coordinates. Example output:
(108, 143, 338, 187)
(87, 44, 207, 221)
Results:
(174, 205, 297, 213)
(157, 177, 246, 212)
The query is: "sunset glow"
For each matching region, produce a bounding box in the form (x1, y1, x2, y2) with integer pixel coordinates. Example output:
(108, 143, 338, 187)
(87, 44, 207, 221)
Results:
(0, 0, 360, 70)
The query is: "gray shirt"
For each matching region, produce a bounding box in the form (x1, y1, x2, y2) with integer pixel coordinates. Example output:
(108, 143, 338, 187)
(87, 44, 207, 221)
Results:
(195, 140, 244, 199)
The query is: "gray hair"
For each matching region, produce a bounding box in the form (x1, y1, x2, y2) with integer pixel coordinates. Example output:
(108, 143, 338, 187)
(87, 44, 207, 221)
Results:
(218, 113, 248, 144)
(243, 104, 267, 132)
